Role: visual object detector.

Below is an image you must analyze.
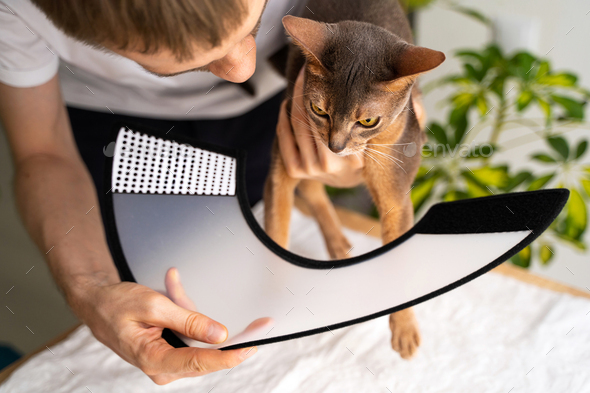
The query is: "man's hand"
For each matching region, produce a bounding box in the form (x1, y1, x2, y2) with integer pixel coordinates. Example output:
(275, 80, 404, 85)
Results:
(76, 279, 257, 385)
(166, 268, 274, 349)
(0, 77, 256, 385)
(276, 69, 364, 188)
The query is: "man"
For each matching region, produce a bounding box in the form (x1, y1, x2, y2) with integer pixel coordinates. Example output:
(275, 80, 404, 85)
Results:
(0, 0, 364, 385)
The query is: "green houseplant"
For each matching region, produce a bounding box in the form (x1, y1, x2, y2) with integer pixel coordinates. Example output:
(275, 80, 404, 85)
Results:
(414, 44, 590, 267)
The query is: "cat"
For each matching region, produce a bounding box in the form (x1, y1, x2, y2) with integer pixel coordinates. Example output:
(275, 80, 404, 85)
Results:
(263, 0, 445, 359)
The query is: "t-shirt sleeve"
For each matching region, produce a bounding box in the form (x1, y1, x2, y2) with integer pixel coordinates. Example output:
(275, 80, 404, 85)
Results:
(0, 3, 59, 87)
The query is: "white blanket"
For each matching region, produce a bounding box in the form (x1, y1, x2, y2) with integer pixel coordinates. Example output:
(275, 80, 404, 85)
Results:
(2, 207, 590, 393)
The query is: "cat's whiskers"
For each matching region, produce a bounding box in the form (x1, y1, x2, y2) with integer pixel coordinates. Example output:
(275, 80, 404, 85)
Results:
(362, 149, 387, 171)
(365, 142, 414, 146)
(364, 147, 404, 163)
(364, 147, 407, 174)
(288, 92, 311, 101)
(365, 144, 404, 155)
(290, 104, 319, 131)
(294, 133, 326, 145)
(290, 117, 324, 139)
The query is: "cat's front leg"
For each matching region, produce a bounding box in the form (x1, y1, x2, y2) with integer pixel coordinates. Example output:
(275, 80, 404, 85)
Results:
(389, 307, 421, 359)
(263, 142, 300, 249)
(365, 174, 421, 359)
(382, 199, 421, 359)
(296, 179, 352, 260)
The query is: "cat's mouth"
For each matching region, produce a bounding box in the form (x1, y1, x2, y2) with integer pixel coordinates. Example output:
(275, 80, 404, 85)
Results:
(329, 145, 364, 157)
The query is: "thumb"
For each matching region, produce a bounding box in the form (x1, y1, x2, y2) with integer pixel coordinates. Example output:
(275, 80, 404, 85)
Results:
(165, 267, 197, 311)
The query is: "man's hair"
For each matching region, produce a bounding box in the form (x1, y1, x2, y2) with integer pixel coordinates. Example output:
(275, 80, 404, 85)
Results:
(32, 0, 247, 60)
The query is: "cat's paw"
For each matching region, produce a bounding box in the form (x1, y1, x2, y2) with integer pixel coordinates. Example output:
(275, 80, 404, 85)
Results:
(325, 234, 352, 260)
(389, 309, 421, 359)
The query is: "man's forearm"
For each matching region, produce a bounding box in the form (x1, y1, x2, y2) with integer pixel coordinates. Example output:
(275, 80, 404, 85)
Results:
(14, 152, 120, 314)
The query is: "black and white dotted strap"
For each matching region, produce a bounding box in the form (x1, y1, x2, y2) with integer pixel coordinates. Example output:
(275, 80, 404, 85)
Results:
(111, 127, 236, 196)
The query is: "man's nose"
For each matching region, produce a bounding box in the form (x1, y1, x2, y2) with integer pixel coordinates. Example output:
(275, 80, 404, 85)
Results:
(209, 35, 257, 83)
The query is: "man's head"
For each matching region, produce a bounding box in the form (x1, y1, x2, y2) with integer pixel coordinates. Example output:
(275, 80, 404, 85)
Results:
(32, 0, 267, 82)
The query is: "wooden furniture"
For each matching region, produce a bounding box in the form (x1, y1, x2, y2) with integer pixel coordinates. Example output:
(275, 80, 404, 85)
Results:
(2, 203, 588, 384)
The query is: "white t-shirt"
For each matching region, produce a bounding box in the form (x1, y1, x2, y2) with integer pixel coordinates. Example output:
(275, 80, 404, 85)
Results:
(0, 0, 305, 119)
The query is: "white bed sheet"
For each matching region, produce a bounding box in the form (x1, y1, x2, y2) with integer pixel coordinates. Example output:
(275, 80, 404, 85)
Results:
(2, 206, 589, 393)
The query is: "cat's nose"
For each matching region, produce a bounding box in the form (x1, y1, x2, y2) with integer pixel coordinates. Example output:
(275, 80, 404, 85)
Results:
(328, 140, 346, 154)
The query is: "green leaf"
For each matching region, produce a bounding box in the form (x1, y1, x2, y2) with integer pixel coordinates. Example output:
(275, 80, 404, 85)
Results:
(536, 96, 552, 119)
(547, 136, 570, 160)
(415, 165, 432, 179)
(451, 92, 476, 109)
(539, 244, 554, 265)
(467, 166, 509, 188)
(411, 174, 438, 213)
(517, 90, 534, 111)
(450, 107, 468, 146)
(455, 50, 485, 62)
(426, 122, 448, 145)
(442, 189, 469, 202)
(449, 6, 492, 26)
(582, 178, 590, 198)
(478, 144, 495, 157)
(489, 76, 506, 97)
(400, 0, 437, 11)
(551, 95, 586, 120)
(464, 63, 482, 81)
(554, 233, 587, 250)
(476, 94, 488, 115)
(537, 73, 577, 87)
(510, 52, 537, 80)
(531, 153, 557, 164)
(511, 245, 531, 268)
(575, 140, 588, 160)
(464, 175, 492, 197)
(527, 174, 554, 191)
(502, 171, 532, 192)
(536, 61, 550, 78)
(565, 188, 587, 239)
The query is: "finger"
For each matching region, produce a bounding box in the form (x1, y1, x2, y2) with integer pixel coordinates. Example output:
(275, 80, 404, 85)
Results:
(315, 137, 343, 175)
(244, 317, 274, 332)
(165, 268, 198, 312)
(149, 298, 228, 344)
(152, 342, 258, 375)
(221, 317, 275, 347)
(346, 150, 365, 169)
(290, 68, 320, 174)
(276, 100, 304, 178)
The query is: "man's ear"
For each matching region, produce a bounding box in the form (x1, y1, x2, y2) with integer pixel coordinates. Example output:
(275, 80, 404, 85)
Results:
(282, 16, 331, 68)
(393, 44, 446, 78)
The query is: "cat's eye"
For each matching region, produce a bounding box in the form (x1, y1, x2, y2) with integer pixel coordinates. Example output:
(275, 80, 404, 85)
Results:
(359, 117, 379, 127)
(311, 102, 328, 116)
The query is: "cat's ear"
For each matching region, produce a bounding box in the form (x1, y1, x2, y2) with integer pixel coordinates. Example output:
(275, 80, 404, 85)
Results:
(383, 44, 445, 91)
(282, 16, 330, 69)
(394, 44, 446, 78)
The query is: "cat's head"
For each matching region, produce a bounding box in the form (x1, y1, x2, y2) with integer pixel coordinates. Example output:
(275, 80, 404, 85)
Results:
(283, 16, 445, 156)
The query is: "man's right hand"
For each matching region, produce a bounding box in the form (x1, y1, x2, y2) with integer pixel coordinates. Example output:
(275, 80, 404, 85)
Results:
(75, 280, 257, 385)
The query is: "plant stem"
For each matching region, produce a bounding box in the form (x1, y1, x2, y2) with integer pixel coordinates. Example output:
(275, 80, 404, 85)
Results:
(490, 98, 508, 146)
